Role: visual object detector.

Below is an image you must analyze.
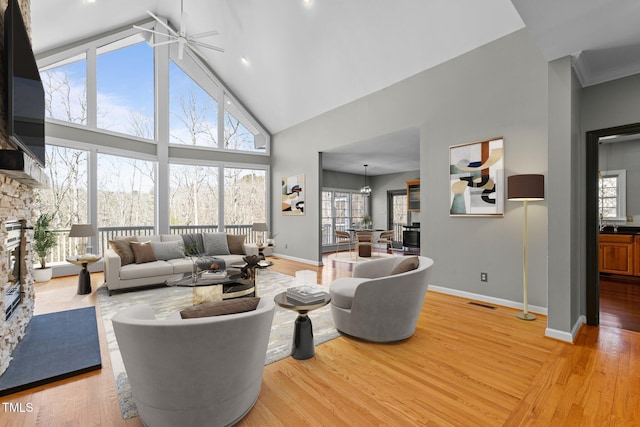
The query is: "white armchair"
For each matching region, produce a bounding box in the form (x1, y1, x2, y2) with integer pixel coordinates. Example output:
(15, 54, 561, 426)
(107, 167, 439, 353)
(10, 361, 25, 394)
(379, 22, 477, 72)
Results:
(329, 256, 434, 342)
(112, 298, 275, 427)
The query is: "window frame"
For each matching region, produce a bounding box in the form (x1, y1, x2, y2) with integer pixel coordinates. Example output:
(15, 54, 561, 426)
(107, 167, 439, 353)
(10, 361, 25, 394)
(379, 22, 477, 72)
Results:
(322, 188, 368, 247)
(598, 169, 626, 221)
(36, 18, 270, 154)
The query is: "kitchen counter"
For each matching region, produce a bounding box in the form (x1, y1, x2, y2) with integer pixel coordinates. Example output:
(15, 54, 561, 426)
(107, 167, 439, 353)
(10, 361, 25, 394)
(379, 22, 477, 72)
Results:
(600, 226, 640, 235)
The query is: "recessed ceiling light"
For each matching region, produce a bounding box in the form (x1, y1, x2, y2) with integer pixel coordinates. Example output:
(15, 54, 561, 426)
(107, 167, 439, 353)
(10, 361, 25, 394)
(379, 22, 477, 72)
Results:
(303, 0, 312, 5)
(84, 0, 96, 3)
(241, 56, 249, 65)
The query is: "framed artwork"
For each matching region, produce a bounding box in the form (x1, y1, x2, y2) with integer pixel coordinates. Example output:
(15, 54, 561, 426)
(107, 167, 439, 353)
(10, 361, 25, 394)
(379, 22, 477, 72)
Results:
(449, 137, 504, 216)
(282, 174, 305, 215)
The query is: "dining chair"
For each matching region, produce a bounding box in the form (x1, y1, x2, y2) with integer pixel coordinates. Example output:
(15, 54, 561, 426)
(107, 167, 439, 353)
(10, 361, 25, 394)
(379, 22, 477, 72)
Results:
(355, 231, 374, 259)
(376, 230, 395, 256)
(335, 230, 354, 259)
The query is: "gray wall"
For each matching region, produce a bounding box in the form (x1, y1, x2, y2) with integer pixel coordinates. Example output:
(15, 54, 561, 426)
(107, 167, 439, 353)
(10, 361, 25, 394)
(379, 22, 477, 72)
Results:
(272, 29, 550, 310)
(369, 171, 421, 229)
(322, 170, 364, 191)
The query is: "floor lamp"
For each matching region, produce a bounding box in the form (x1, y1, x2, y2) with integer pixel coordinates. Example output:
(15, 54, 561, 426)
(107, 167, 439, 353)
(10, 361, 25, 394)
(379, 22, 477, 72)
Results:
(507, 174, 544, 321)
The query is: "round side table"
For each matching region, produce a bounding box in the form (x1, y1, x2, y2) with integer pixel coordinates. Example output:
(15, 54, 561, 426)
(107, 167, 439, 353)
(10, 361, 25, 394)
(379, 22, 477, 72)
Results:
(274, 292, 331, 360)
(67, 255, 101, 295)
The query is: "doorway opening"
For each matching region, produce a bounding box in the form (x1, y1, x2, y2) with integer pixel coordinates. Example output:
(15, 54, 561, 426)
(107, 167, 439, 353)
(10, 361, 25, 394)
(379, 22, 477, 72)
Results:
(586, 122, 640, 332)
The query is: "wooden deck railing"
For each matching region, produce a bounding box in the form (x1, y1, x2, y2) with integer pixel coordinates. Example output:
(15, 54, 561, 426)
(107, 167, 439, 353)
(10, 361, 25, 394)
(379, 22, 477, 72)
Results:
(48, 224, 259, 264)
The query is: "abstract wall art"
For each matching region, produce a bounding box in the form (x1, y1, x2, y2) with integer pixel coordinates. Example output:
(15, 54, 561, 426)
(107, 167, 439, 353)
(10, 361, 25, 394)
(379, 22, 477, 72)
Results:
(282, 174, 305, 215)
(449, 137, 504, 216)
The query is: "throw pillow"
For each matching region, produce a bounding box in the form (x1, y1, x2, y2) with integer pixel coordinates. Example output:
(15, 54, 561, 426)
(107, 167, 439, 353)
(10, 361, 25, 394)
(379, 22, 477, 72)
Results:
(109, 236, 138, 266)
(203, 232, 231, 256)
(130, 241, 158, 264)
(181, 233, 204, 255)
(227, 234, 246, 255)
(151, 241, 184, 260)
(180, 297, 260, 319)
(390, 256, 419, 275)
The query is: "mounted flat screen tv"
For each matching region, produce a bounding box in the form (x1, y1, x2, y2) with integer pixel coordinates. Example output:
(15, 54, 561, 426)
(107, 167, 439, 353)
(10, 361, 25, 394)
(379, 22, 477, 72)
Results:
(4, 0, 46, 168)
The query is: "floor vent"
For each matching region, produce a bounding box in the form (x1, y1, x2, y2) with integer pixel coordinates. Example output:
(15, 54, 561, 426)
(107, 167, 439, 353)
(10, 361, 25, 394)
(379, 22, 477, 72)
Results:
(468, 301, 497, 310)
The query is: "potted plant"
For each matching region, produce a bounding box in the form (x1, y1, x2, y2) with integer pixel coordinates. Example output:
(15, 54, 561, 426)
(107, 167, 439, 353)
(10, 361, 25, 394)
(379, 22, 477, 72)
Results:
(362, 214, 373, 230)
(33, 213, 57, 282)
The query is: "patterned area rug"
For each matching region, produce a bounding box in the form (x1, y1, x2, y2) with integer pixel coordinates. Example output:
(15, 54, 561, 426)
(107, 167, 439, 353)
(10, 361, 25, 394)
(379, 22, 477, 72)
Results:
(96, 269, 339, 420)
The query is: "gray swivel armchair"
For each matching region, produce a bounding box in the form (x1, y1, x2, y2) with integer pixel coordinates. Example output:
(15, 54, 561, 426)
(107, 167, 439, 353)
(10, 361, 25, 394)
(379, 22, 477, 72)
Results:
(112, 298, 275, 427)
(329, 256, 434, 342)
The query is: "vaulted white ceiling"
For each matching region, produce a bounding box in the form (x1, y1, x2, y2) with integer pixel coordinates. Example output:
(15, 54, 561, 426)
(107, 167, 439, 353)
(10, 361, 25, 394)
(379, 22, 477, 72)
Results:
(30, 0, 640, 175)
(31, 0, 526, 134)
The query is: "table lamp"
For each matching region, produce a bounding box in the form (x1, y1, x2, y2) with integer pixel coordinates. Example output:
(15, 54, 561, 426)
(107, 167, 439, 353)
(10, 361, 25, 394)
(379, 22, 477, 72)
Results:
(69, 224, 97, 255)
(252, 222, 268, 247)
(507, 174, 544, 321)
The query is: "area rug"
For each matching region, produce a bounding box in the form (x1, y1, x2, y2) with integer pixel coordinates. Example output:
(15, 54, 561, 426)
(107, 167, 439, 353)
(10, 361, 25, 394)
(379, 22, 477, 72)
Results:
(327, 251, 395, 265)
(0, 307, 102, 397)
(96, 269, 339, 420)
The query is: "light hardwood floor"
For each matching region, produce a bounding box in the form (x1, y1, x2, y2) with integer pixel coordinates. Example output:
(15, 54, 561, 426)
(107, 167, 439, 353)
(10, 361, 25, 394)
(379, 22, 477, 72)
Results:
(1, 255, 639, 426)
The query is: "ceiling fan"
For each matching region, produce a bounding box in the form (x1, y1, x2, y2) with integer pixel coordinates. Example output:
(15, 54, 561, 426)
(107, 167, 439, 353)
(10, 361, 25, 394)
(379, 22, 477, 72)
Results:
(133, 0, 224, 60)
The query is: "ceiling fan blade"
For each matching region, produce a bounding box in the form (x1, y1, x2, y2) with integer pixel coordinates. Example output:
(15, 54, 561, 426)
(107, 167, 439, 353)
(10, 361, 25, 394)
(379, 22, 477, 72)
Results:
(148, 39, 179, 48)
(133, 26, 176, 39)
(189, 29, 219, 39)
(190, 40, 225, 53)
(146, 10, 179, 37)
(185, 44, 209, 61)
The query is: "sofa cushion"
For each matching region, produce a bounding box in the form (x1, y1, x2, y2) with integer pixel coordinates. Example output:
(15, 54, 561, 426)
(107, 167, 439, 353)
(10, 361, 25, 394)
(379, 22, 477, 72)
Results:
(203, 232, 231, 256)
(109, 236, 138, 266)
(130, 241, 158, 264)
(227, 234, 246, 255)
(180, 297, 260, 319)
(390, 256, 419, 275)
(151, 241, 184, 260)
(167, 258, 194, 274)
(329, 277, 368, 309)
(120, 260, 174, 280)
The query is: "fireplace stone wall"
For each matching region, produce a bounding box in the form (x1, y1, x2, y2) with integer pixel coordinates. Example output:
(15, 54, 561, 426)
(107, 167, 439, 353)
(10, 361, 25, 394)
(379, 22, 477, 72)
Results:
(0, 0, 36, 377)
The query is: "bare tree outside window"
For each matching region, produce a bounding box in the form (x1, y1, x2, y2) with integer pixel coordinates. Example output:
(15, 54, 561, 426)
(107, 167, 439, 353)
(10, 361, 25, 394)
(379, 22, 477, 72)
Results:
(169, 164, 219, 226)
(224, 168, 266, 226)
(34, 145, 88, 229)
(97, 154, 155, 227)
(40, 57, 87, 124)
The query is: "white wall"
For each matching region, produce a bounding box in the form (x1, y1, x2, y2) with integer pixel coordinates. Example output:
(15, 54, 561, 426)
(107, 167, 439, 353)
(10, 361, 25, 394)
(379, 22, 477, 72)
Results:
(272, 29, 550, 311)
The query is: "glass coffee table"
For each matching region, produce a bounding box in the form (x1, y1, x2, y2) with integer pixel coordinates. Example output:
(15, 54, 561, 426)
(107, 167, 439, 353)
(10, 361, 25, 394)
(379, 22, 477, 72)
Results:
(166, 270, 255, 305)
(274, 291, 331, 360)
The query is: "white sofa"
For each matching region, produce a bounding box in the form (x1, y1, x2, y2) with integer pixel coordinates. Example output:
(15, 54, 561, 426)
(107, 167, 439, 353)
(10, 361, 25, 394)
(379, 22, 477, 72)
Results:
(112, 298, 275, 427)
(329, 256, 434, 342)
(104, 233, 258, 294)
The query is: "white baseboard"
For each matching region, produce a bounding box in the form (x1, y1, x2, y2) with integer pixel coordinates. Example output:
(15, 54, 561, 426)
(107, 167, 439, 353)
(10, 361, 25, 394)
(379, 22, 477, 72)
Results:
(272, 252, 323, 267)
(545, 315, 585, 343)
(427, 285, 548, 315)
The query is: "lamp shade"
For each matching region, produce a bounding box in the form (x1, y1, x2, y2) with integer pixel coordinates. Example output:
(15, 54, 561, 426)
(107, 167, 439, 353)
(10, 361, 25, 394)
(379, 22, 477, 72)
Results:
(508, 174, 545, 201)
(251, 222, 269, 232)
(69, 224, 96, 238)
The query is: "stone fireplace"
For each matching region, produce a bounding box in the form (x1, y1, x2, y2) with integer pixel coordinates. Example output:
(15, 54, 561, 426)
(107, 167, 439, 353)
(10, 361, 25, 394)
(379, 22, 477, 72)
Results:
(0, 0, 36, 377)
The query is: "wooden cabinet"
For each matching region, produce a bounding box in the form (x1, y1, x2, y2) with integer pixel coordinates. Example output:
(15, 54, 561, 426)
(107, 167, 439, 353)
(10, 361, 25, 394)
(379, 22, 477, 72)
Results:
(635, 236, 640, 276)
(599, 234, 635, 276)
(407, 179, 420, 212)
